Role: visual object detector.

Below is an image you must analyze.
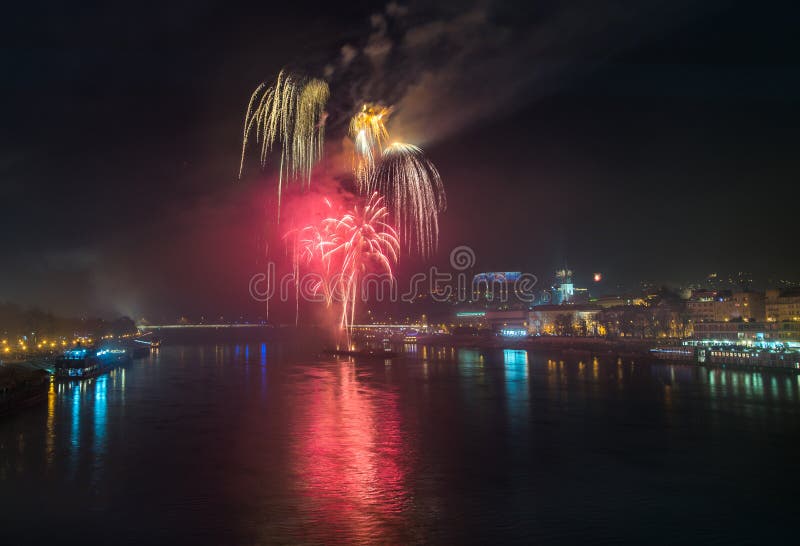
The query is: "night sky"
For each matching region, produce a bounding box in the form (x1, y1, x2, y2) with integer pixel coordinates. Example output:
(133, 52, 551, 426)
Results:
(2, 0, 799, 321)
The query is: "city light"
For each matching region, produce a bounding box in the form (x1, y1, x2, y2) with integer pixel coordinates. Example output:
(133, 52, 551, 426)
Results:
(500, 328, 528, 337)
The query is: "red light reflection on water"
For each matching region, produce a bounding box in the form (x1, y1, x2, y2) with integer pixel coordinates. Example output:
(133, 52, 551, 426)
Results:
(292, 361, 411, 541)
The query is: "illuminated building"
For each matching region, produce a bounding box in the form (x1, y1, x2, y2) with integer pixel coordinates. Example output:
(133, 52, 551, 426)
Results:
(687, 290, 765, 323)
(692, 320, 800, 343)
(471, 272, 523, 307)
(596, 301, 688, 339)
(591, 294, 646, 308)
(485, 309, 529, 333)
(572, 287, 590, 304)
(528, 305, 602, 336)
(552, 268, 574, 304)
(766, 288, 800, 323)
(731, 291, 765, 321)
(452, 311, 488, 331)
(686, 289, 717, 322)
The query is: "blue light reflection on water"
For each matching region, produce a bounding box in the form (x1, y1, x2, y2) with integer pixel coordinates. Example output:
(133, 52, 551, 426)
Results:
(260, 343, 267, 391)
(69, 381, 81, 477)
(93, 375, 107, 467)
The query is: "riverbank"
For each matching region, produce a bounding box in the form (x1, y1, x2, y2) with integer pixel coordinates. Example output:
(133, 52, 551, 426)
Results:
(0, 362, 50, 416)
(399, 334, 800, 371)
(409, 333, 654, 358)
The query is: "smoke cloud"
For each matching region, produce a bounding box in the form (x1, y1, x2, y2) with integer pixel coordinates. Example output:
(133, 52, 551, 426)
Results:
(326, 0, 708, 145)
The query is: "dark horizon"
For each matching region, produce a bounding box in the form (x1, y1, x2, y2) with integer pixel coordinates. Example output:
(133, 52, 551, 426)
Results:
(2, 0, 799, 321)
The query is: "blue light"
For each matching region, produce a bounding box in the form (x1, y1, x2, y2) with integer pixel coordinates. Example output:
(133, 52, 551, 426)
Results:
(94, 376, 107, 458)
(71, 383, 81, 460)
(500, 328, 528, 338)
(504, 349, 529, 366)
(260, 343, 267, 391)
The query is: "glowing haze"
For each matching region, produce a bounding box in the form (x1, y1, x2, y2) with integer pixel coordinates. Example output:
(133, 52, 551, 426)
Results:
(239, 65, 444, 337)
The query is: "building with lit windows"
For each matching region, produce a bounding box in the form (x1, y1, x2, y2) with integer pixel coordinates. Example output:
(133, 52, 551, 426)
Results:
(592, 294, 646, 308)
(687, 290, 765, 323)
(528, 305, 602, 336)
(692, 320, 800, 343)
(451, 311, 488, 331)
(552, 268, 574, 304)
(766, 288, 800, 323)
(485, 309, 529, 332)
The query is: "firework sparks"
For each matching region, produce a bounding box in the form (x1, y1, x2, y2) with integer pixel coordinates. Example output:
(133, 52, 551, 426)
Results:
(239, 70, 329, 216)
(369, 142, 446, 258)
(349, 104, 391, 191)
(326, 192, 398, 333)
(241, 71, 447, 333)
(288, 193, 398, 337)
(292, 79, 329, 181)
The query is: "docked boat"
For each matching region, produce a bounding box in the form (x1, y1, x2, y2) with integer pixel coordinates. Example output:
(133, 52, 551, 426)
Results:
(323, 348, 399, 359)
(0, 364, 50, 416)
(651, 341, 800, 370)
(54, 346, 129, 380)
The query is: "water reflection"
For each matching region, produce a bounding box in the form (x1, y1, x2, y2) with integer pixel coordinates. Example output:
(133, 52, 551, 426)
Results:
(503, 349, 529, 426)
(40, 369, 125, 481)
(291, 361, 412, 542)
(69, 381, 81, 476)
(46, 378, 55, 468)
(260, 343, 267, 391)
(93, 375, 107, 476)
(3, 343, 800, 544)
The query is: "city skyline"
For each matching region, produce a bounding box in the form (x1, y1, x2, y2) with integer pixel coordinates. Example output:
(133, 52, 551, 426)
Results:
(1, 1, 799, 320)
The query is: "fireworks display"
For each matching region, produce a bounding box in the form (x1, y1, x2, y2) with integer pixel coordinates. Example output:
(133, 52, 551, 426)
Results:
(239, 70, 445, 336)
(347, 105, 446, 258)
(349, 104, 391, 191)
(239, 70, 329, 215)
(326, 192, 399, 332)
(288, 193, 398, 337)
(369, 142, 446, 258)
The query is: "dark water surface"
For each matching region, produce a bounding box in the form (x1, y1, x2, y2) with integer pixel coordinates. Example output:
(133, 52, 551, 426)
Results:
(2, 338, 799, 544)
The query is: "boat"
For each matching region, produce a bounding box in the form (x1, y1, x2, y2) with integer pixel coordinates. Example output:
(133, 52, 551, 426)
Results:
(130, 340, 152, 359)
(0, 364, 50, 416)
(650, 341, 800, 370)
(323, 348, 399, 359)
(53, 346, 129, 380)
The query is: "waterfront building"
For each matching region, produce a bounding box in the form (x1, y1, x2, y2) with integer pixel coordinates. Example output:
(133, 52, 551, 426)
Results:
(485, 309, 529, 332)
(597, 300, 687, 339)
(691, 320, 800, 343)
(452, 310, 488, 331)
(687, 290, 765, 323)
(773, 320, 800, 342)
(572, 287, 591, 304)
(528, 305, 602, 336)
(592, 294, 646, 308)
(552, 268, 574, 304)
(470, 272, 533, 309)
(766, 288, 800, 323)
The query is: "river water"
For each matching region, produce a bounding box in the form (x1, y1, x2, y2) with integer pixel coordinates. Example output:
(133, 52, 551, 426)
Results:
(1, 337, 799, 544)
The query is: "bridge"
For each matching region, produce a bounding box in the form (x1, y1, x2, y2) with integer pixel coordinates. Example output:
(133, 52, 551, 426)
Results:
(137, 323, 270, 331)
(138, 323, 428, 332)
(350, 324, 428, 331)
